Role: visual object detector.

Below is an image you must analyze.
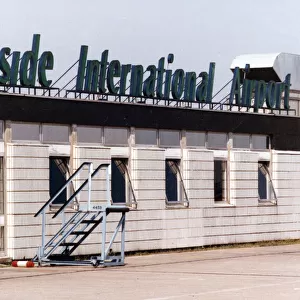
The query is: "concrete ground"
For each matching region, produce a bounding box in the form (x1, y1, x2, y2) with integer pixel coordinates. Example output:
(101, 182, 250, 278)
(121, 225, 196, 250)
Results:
(1, 244, 300, 299)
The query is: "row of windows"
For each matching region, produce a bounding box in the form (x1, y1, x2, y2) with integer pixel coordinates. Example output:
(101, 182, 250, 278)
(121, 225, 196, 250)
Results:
(137, 130, 269, 149)
(2, 121, 269, 150)
(213, 160, 275, 203)
(50, 157, 275, 206)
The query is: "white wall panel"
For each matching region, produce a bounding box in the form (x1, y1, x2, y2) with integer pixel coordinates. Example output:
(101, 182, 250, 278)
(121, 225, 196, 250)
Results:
(5, 143, 300, 260)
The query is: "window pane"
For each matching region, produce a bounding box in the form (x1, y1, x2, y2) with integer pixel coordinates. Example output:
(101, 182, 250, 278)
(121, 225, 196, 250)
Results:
(135, 129, 157, 145)
(186, 131, 205, 147)
(208, 133, 227, 149)
(160, 130, 180, 147)
(111, 159, 127, 203)
(43, 125, 69, 143)
(104, 128, 128, 145)
(49, 157, 69, 204)
(11, 123, 40, 141)
(258, 162, 270, 200)
(258, 167, 267, 199)
(165, 160, 178, 202)
(214, 160, 226, 201)
(77, 126, 102, 144)
(252, 135, 269, 150)
(233, 134, 250, 148)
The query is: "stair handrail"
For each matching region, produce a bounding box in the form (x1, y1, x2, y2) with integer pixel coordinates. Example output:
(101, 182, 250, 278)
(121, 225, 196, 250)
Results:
(51, 163, 110, 219)
(34, 162, 93, 217)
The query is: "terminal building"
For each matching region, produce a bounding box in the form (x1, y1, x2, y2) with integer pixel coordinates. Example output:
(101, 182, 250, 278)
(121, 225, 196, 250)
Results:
(0, 38, 300, 261)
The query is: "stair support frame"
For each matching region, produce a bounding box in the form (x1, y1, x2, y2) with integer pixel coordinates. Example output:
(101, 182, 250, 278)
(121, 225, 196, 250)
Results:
(33, 162, 130, 267)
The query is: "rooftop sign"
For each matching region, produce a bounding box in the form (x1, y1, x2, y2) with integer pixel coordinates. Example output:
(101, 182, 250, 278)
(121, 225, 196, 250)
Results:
(229, 66, 290, 111)
(75, 46, 215, 103)
(0, 34, 291, 111)
(0, 34, 53, 87)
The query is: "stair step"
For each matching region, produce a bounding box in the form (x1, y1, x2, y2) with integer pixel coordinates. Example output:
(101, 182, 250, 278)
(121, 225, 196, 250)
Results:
(48, 254, 75, 261)
(70, 231, 87, 235)
(81, 220, 99, 224)
(60, 242, 78, 247)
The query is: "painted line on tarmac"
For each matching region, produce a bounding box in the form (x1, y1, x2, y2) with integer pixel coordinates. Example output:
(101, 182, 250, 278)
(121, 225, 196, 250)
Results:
(124, 250, 300, 270)
(115, 269, 300, 279)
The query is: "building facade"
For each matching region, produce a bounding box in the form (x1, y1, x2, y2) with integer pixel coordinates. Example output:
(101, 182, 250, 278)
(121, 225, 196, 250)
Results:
(0, 38, 300, 259)
(0, 88, 299, 259)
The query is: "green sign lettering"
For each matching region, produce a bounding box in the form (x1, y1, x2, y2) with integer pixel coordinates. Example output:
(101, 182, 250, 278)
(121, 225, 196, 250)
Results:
(0, 47, 11, 84)
(0, 34, 291, 113)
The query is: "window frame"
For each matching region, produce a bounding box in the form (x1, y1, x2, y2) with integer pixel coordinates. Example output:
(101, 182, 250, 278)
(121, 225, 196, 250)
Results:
(110, 158, 136, 206)
(258, 161, 277, 204)
(49, 156, 73, 206)
(165, 159, 189, 207)
(214, 158, 228, 203)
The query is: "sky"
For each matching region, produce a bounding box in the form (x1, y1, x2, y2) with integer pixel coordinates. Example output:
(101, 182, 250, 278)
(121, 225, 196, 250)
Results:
(2, 0, 300, 94)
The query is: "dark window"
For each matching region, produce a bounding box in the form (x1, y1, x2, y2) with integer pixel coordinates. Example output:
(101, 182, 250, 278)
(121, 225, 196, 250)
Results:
(258, 161, 276, 201)
(214, 160, 226, 201)
(258, 162, 268, 199)
(111, 159, 128, 203)
(49, 157, 69, 204)
(165, 160, 179, 202)
(165, 160, 189, 205)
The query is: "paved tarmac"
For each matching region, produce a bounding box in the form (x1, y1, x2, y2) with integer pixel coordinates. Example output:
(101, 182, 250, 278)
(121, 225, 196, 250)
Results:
(1, 244, 300, 299)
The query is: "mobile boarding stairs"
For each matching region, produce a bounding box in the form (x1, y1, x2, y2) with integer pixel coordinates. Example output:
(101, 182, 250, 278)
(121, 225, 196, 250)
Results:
(33, 162, 131, 267)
